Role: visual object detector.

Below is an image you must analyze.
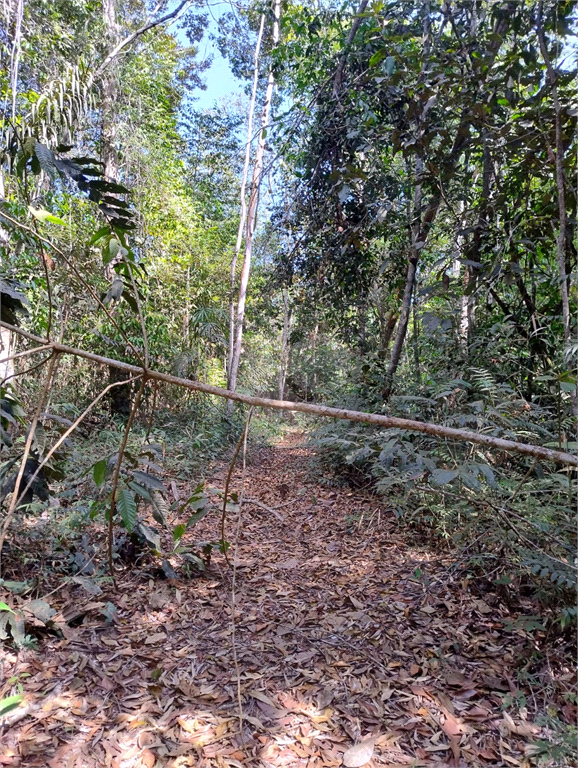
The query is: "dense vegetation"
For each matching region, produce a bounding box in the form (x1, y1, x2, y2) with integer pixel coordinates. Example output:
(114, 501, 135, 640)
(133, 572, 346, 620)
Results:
(0, 0, 576, 763)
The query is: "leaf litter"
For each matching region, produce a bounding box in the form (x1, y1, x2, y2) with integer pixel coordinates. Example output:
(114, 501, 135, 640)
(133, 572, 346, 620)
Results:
(0, 432, 575, 767)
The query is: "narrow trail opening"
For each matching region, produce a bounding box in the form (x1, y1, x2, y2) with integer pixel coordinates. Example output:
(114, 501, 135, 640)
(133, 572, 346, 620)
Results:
(0, 432, 572, 767)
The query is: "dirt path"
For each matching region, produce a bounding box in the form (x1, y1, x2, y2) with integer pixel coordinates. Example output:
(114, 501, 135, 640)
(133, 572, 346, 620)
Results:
(0, 433, 569, 767)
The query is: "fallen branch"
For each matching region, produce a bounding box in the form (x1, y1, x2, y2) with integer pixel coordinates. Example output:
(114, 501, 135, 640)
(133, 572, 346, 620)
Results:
(2, 321, 577, 467)
(244, 498, 285, 522)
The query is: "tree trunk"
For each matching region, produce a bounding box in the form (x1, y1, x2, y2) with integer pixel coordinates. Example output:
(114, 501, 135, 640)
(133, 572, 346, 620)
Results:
(101, 0, 132, 417)
(452, 201, 467, 350)
(228, 0, 281, 397)
(333, 0, 369, 99)
(278, 288, 293, 400)
(0, 326, 15, 383)
(536, 6, 571, 345)
(310, 322, 318, 399)
(412, 295, 420, 385)
(382, 155, 423, 399)
(227, 13, 265, 389)
(379, 308, 398, 359)
(101, 0, 120, 183)
(381, 4, 516, 399)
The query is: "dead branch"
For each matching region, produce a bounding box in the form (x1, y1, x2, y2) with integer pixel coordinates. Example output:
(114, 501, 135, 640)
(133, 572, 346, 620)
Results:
(244, 498, 284, 522)
(2, 321, 577, 467)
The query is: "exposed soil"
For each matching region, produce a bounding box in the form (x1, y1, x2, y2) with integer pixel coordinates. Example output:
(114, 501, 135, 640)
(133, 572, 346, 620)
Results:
(0, 432, 574, 767)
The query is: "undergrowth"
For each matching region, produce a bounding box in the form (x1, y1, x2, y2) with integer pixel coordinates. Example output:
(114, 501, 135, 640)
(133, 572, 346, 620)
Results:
(309, 370, 577, 632)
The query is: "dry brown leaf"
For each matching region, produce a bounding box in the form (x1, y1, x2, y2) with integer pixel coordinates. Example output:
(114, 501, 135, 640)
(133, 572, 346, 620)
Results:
(342, 737, 377, 767)
(144, 632, 166, 644)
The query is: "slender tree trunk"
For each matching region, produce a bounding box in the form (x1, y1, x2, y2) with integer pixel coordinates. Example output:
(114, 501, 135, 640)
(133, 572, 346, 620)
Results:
(102, 0, 131, 416)
(183, 265, 190, 346)
(536, 6, 571, 345)
(379, 307, 398, 360)
(383, 155, 423, 399)
(102, 0, 120, 183)
(228, 0, 281, 397)
(227, 13, 265, 388)
(0, 327, 14, 383)
(1, 0, 23, 387)
(278, 288, 293, 400)
(333, 0, 369, 98)
(310, 322, 318, 399)
(452, 201, 468, 350)
(381, 4, 515, 400)
(382, 3, 430, 399)
(412, 294, 420, 385)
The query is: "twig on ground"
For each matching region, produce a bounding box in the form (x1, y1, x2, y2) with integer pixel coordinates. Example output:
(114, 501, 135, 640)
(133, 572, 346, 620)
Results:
(244, 497, 284, 522)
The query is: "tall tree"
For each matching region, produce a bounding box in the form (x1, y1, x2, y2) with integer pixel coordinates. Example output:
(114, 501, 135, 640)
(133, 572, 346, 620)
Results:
(228, 0, 281, 395)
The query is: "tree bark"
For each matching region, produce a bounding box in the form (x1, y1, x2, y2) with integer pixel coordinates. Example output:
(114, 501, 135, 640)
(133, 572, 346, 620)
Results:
(383, 155, 423, 399)
(333, 0, 369, 99)
(278, 288, 293, 399)
(536, 4, 571, 345)
(101, 0, 120, 183)
(228, 13, 266, 389)
(101, 0, 132, 416)
(228, 0, 281, 396)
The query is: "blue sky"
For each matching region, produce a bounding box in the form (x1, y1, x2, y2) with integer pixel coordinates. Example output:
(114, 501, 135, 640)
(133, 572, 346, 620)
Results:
(187, 1, 244, 109)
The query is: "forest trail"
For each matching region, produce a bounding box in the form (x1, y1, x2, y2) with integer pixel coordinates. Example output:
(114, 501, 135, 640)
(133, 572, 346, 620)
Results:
(0, 433, 564, 768)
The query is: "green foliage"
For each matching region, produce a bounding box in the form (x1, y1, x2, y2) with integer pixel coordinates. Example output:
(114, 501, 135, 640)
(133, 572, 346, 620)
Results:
(310, 373, 577, 622)
(0, 694, 24, 717)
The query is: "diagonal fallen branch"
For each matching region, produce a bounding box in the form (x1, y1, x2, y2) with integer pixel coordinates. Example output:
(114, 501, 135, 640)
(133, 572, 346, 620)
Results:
(2, 320, 577, 467)
(244, 498, 285, 522)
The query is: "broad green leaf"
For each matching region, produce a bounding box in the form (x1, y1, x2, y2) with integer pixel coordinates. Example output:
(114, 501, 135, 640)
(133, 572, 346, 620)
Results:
(121, 290, 139, 313)
(132, 470, 166, 491)
(116, 488, 137, 531)
(93, 459, 107, 487)
(161, 560, 178, 579)
(0, 694, 23, 716)
(28, 206, 66, 226)
(369, 49, 387, 67)
(134, 522, 161, 551)
(128, 481, 152, 501)
(100, 602, 118, 623)
(384, 56, 396, 75)
(430, 469, 458, 485)
(173, 523, 186, 542)
(89, 226, 111, 245)
(0, 602, 13, 612)
(0, 580, 33, 595)
(181, 553, 205, 571)
(150, 489, 168, 527)
(108, 238, 120, 259)
(186, 508, 210, 528)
